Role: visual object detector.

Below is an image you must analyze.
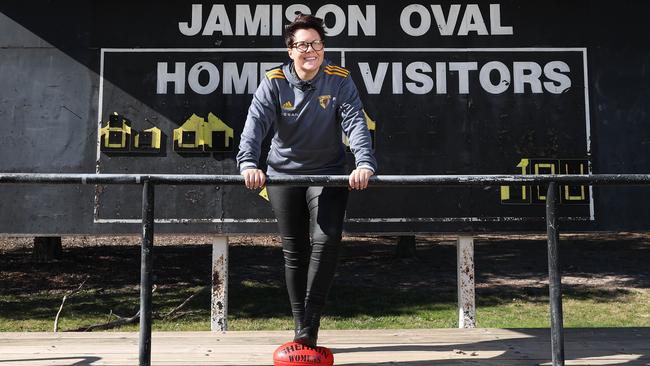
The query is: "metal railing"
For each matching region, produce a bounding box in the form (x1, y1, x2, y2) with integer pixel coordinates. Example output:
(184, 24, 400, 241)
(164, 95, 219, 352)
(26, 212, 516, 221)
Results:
(2, 173, 650, 366)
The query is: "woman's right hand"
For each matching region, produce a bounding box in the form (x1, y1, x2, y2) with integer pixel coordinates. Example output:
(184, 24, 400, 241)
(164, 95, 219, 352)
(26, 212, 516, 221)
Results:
(242, 168, 266, 189)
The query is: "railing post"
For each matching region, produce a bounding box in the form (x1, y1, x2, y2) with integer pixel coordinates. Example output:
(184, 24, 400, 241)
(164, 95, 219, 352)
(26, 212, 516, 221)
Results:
(139, 180, 155, 366)
(211, 236, 229, 332)
(457, 236, 476, 328)
(546, 182, 565, 366)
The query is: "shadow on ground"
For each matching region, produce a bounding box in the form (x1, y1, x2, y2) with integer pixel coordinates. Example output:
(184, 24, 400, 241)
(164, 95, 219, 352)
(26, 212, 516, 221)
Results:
(0, 234, 649, 323)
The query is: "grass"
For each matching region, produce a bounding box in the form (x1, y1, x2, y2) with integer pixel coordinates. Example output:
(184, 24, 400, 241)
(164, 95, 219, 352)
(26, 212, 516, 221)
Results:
(1, 281, 648, 332)
(1, 235, 649, 332)
(478, 289, 650, 328)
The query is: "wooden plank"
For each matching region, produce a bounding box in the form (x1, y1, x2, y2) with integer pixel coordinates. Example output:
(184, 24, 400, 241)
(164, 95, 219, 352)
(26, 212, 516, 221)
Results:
(0, 329, 648, 366)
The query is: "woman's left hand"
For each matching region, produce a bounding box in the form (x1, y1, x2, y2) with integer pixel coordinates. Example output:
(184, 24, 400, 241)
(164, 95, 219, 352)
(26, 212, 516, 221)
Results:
(349, 168, 374, 190)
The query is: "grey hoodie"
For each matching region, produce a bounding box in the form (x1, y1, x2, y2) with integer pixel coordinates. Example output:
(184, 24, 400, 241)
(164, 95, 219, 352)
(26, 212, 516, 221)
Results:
(236, 61, 377, 175)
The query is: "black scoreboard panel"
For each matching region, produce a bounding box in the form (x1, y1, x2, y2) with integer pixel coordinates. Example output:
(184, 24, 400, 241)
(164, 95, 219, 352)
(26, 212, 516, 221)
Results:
(1, 1, 649, 234)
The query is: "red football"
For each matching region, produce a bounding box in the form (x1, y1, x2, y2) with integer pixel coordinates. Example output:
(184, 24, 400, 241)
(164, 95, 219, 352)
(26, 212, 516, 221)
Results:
(273, 341, 334, 366)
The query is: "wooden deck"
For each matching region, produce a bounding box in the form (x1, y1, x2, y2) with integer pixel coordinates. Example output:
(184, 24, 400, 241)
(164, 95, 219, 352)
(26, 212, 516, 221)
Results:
(0, 328, 648, 365)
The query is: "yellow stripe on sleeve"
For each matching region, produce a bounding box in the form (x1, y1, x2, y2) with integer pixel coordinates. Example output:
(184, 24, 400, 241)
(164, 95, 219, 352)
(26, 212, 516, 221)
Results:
(324, 70, 349, 78)
(265, 69, 285, 79)
(325, 65, 350, 75)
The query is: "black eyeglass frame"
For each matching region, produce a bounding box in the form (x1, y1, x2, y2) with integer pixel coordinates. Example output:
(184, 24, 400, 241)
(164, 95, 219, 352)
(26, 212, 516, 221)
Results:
(290, 40, 325, 52)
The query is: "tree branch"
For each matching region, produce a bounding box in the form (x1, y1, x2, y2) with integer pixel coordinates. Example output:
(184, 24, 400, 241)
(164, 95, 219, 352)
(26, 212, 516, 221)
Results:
(54, 278, 88, 332)
(70, 311, 141, 332)
(67, 285, 157, 332)
(161, 286, 208, 320)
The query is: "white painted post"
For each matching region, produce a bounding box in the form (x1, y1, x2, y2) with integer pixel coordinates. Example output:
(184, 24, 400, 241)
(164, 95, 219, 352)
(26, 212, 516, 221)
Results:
(457, 235, 476, 328)
(211, 236, 228, 332)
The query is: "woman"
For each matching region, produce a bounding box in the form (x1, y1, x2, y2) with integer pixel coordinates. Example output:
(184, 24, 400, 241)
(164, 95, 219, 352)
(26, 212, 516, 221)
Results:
(236, 13, 377, 347)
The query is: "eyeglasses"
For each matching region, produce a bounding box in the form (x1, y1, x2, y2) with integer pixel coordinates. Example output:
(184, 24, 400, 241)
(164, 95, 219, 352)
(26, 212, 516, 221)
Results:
(290, 40, 324, 52)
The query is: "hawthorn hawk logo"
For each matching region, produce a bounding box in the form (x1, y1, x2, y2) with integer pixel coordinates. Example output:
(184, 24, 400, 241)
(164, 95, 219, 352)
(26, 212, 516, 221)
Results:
(318, 95, 332, 109)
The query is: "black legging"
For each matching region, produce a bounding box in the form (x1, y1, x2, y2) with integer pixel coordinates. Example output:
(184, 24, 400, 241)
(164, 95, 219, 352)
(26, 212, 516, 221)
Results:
(267, 185, 349, 330)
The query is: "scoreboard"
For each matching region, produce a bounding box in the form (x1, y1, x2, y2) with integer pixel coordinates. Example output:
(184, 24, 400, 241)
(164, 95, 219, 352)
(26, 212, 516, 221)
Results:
(0, 1, 649, 234)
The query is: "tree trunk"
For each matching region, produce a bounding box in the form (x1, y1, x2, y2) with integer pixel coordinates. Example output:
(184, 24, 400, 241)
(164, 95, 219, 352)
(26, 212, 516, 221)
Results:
(395, 235, 417, 259)
(33, 236, 62, 262)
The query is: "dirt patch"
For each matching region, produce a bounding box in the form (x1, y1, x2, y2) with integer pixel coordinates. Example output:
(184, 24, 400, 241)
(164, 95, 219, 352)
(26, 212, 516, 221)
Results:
(1, 232, 649, 297)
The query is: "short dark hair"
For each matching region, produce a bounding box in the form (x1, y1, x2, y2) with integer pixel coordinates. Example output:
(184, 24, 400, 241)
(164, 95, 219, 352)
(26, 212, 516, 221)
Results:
(284, 13, 326, 48)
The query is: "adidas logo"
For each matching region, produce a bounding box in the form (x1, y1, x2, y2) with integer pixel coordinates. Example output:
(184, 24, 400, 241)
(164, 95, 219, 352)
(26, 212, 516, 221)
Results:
(282, 100, 294, 110)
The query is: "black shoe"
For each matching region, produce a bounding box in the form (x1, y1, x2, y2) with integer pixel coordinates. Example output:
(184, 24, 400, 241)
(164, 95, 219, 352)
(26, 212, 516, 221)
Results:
(293, 314, 304, 337)
(293, 326, 318, 348)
